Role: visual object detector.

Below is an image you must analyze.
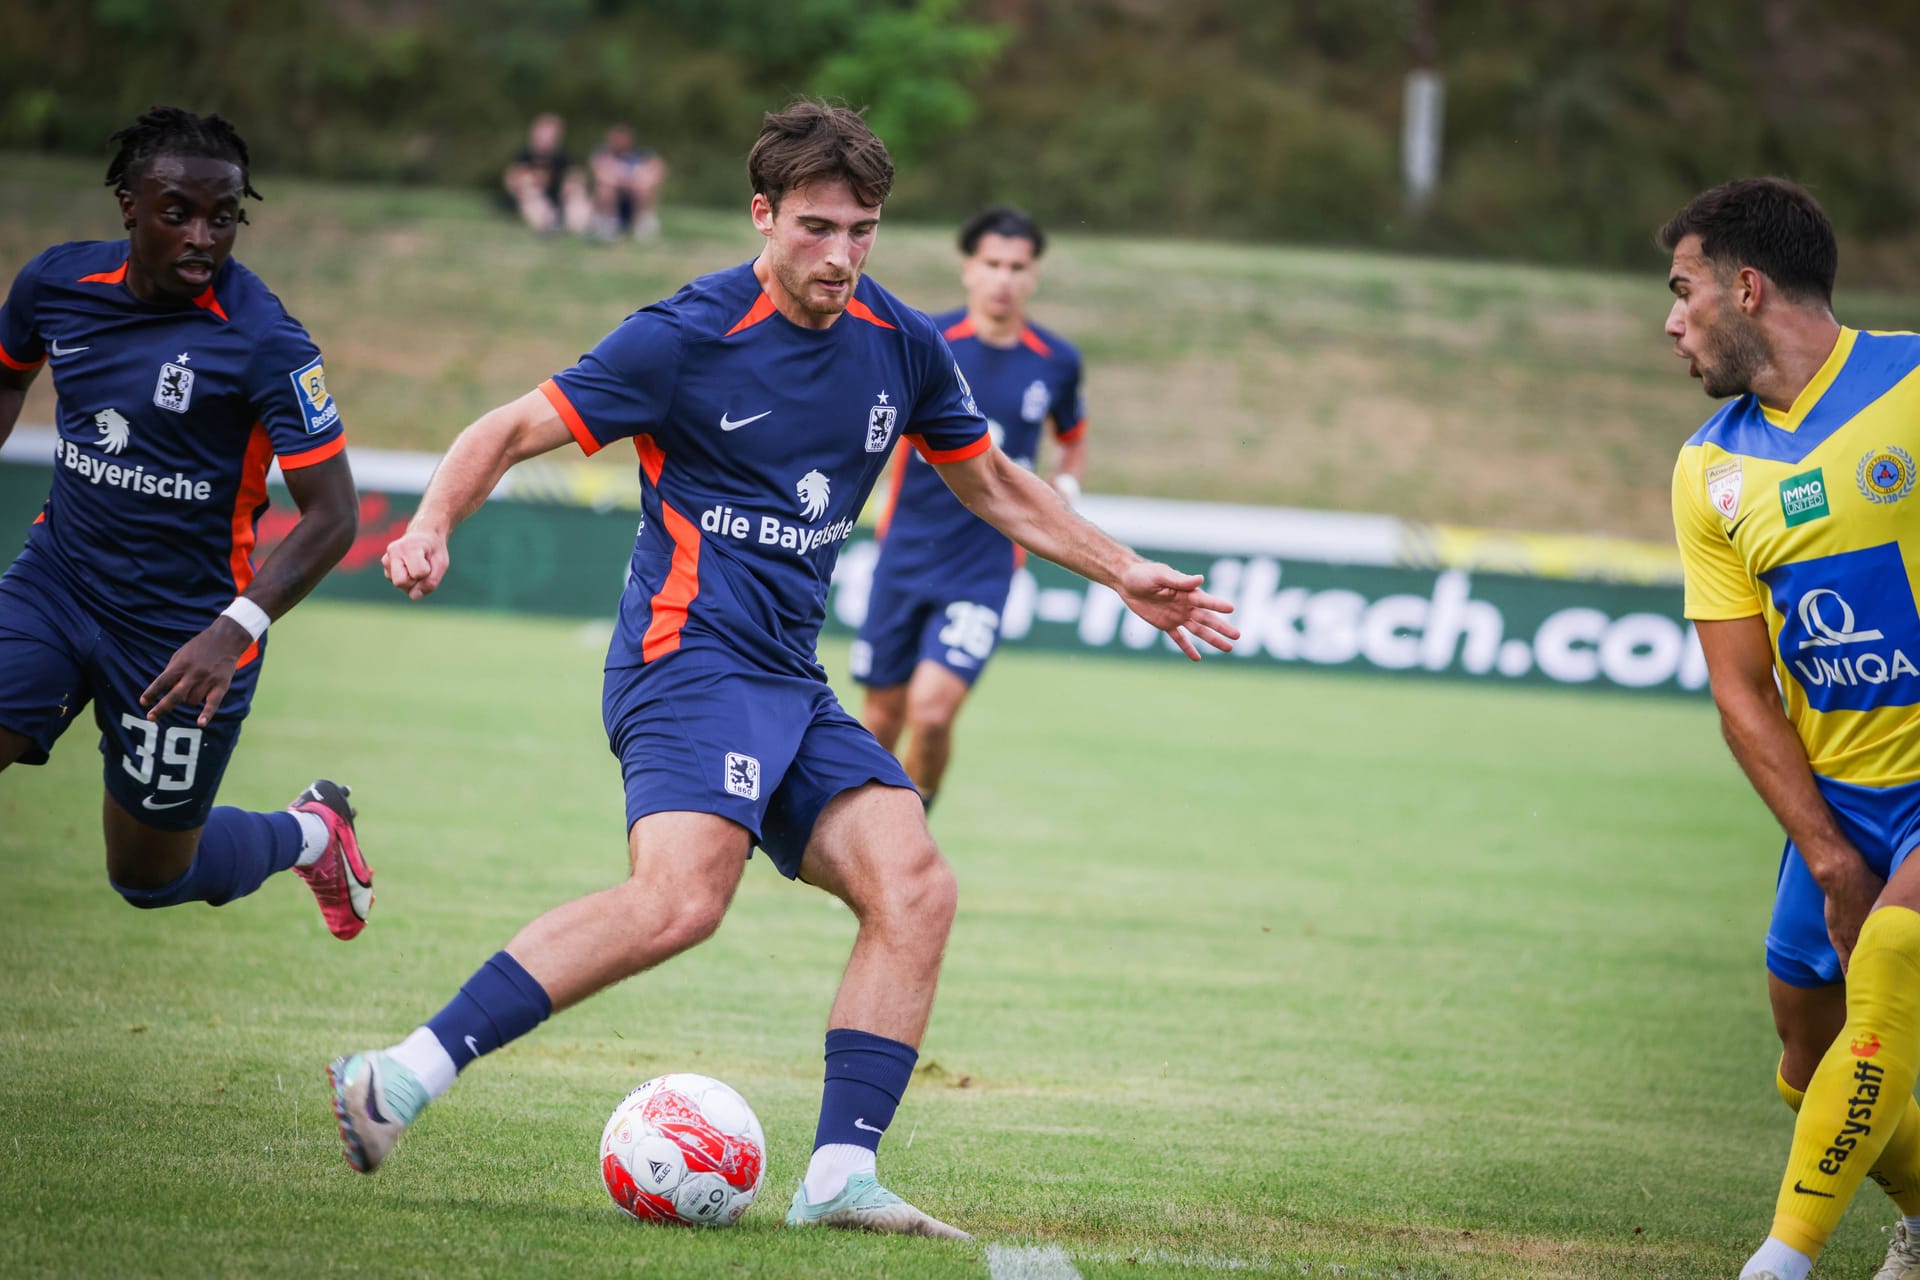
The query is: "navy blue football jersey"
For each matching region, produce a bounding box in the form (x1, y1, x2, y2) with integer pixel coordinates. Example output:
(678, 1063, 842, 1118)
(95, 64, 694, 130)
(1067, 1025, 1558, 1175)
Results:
(1, 240, 346, 639)
(874, 308, 1084, 590)
(541, 262, 989, 677)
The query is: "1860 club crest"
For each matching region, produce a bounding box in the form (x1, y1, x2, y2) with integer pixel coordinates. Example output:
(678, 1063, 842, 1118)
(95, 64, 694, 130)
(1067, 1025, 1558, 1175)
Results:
(153, 356, 194, 414)
(865, 390, 897, 453)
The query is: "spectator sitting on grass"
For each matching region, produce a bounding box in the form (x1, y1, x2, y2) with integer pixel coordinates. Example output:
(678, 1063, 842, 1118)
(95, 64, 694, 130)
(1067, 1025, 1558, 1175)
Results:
(503, 112, 590, 236)
(590, 123, 667, 241)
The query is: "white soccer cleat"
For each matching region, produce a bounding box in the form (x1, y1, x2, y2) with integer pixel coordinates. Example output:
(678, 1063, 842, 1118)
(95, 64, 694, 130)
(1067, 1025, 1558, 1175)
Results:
(1875, 1221, 1920, 1280)
(327, 1051, 429, 1173)
(785, 1171, 971, 1240)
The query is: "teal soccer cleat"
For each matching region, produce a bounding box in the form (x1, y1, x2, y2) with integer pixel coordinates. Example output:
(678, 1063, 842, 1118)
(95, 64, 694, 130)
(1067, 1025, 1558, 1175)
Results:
(327, 1051, 430, 1173)
(785, 1171, 971, 1240)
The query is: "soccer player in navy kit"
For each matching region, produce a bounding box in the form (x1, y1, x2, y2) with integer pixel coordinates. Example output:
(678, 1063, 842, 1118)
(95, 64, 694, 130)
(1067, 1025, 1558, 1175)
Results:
(855, 206, 1086, 808)
(332, 102, 1234, 1237)
(0, 108, 372, 940)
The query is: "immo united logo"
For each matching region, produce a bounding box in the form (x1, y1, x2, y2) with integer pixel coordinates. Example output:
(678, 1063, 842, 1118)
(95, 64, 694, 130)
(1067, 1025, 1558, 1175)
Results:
(1761, 543, 1920, 712)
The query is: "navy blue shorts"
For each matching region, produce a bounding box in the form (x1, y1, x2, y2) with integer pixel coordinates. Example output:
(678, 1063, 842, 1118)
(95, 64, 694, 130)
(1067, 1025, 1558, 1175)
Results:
(0, 553, 259, 832)
(603, 652, 915, 878)
(850, 569, 1013, 689)
(1767, 774, 1920, 987)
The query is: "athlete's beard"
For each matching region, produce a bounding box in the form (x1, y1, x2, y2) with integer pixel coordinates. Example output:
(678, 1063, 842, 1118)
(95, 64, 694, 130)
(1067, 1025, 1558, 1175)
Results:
(772, 254, 854, 322)
(1698, 309, 1772, 399)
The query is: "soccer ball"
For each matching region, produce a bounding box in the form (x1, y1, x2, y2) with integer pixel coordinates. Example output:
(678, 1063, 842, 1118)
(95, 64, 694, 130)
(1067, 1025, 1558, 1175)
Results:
(599, 1073, 767, 1227)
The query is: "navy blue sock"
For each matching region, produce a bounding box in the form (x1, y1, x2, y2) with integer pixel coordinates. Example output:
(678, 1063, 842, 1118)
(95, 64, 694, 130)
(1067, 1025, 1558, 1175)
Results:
(813, 1027, 918, 1153)
(113, 808, 303, 909)
(425, 951, 553, 1072)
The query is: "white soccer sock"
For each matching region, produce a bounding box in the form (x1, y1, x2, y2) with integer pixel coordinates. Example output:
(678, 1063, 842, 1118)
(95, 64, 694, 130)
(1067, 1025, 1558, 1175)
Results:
(803, 1143, 875, 1205)
(291, 811, 330, 868)
(387, 1026, 458, 1100)
(1740, 1237, 1811, 1280)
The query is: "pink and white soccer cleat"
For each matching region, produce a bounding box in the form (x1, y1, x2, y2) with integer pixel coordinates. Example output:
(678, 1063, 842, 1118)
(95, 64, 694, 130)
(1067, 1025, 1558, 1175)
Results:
(290, 779, 373, 940)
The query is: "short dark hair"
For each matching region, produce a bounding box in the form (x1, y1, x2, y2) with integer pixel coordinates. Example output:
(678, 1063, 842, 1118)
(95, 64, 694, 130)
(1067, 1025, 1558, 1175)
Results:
(958, 205, 1045, 257)
(747, 99, 894, 212)
(106, 106, 262, 214)
(1657, 177, 1836, 304)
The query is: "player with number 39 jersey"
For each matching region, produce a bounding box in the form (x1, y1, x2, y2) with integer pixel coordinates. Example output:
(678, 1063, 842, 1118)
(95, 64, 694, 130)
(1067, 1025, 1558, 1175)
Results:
(0, 108, 371, 945)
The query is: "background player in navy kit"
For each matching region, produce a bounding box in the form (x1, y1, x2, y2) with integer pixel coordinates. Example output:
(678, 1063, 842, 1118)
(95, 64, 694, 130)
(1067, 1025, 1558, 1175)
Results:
(0, 108, 372, 941)
(854, 206, 1085, 809)
(332, 102, 1234, 1238)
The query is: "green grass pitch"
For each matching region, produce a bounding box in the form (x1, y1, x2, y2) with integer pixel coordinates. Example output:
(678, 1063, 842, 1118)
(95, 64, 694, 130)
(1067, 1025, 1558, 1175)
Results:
(0, 600, 1895, 1277)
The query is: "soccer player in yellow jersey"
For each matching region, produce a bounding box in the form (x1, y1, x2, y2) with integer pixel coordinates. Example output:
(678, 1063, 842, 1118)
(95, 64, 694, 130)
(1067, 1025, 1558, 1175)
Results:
(1664, 178, 1920, 1280)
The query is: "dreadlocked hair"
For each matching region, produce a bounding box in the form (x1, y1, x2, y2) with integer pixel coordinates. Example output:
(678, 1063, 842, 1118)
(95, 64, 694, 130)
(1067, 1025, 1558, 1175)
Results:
(105, 106, 262, 218)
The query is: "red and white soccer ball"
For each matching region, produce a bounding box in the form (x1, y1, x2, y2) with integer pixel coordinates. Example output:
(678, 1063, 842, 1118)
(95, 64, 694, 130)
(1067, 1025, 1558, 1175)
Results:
(599, 1073, 767, 1227)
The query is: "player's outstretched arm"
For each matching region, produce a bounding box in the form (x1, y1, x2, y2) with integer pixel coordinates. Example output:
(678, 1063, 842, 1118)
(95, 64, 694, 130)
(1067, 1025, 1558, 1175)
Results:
(934, 447, 1238, 660)
(383, 389, 574, 600)
(1698, 615, 1881, 965)
(0, 363, 39, 451)
(142, 452, 359, 726)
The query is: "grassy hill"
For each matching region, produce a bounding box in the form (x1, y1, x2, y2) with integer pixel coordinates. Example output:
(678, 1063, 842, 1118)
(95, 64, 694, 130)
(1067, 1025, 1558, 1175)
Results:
(6, 153, 1917, 541)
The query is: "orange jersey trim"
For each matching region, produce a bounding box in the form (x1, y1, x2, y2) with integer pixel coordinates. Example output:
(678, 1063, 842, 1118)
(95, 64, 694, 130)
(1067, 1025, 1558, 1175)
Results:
(1055, 417, 1088, 444)
(911, 432, 992, 465)
(539, 377, 600, 456)
(725, 293, 778, 337)
(193, 286, 229, 323)
(78, 261, 128, 285)
(32, 511, 45, 525)
(230, 424, 274, 595)
(1018, 327, 1053, 357)
(0, 337, 45, 370)
(634, 434, 701, 661)
(278, 434, 347, 470)
(845, 298, 895, 330)
(942, 317, 975, 341)
(875, 445, 911, 541)
(228, 424, 274, 669)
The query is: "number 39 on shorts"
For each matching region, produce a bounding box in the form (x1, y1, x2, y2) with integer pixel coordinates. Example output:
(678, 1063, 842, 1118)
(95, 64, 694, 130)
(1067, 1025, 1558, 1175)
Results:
(118, 714, 203, 791)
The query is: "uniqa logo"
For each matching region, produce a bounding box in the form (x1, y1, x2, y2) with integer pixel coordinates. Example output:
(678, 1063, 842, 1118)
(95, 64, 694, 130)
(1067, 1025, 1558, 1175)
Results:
(1796, 589, 1885, 649)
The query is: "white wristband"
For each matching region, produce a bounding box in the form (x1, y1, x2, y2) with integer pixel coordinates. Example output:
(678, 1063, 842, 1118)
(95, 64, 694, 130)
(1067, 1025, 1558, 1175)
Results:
(1053, 474, 1082, 507)
(220, 597, 271, 641)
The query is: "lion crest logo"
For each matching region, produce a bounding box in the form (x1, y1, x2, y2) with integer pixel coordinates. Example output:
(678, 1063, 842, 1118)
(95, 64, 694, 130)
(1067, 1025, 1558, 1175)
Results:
(796, 469, 831, 521)
(93, 408, 131, 455)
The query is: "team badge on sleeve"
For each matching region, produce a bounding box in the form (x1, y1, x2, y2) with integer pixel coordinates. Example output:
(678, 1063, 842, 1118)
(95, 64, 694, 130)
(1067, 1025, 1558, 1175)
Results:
(1705, 460, 1743, 520)
(1021, 378, 1052, 424)
(954, 362, 979, 417)
(153, 360, 195, 414)
(290, 356, 341, 434)
(1858, 446, 1916, 506)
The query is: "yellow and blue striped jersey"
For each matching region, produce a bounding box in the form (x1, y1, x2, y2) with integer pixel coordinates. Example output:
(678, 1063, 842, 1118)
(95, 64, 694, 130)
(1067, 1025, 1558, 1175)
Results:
(1672, 327, 1920, 786)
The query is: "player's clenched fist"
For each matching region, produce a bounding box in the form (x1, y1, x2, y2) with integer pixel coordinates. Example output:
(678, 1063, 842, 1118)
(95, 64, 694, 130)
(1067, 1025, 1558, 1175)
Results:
(382, 528, 450, 600)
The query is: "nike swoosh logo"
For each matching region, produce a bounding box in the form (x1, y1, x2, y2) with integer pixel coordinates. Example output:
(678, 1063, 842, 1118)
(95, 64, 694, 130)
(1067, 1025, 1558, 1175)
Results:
(142, 794, 194, 811)
(720, 410, 772, 431)
(362, 1063, 390, 1125)
(1792, 1180, 1835, 1198)
(852, 1117, 883, 1134)
(1727, 512, 1754, 540)
(464, 1035, 479, 1057)
(49, 340, 89, 357)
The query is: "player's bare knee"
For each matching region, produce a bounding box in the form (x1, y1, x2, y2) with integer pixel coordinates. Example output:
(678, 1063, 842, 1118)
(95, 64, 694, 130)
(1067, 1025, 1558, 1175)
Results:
(884, 843, 958, 938)
(630, 879, 731, 957)
(905, 688, 961, 736)
(906, 712, 955, 749)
